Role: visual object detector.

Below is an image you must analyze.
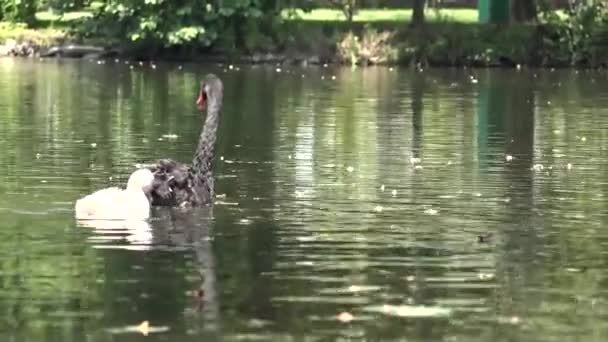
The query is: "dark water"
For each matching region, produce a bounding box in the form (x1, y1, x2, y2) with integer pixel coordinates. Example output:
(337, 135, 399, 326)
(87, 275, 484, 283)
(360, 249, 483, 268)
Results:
(0, 58, 607, 341)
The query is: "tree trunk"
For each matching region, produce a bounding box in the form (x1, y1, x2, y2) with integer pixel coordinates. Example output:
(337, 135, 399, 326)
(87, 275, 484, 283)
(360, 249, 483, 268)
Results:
(412, 0, 426, 27)
(511, 0, 537, 22)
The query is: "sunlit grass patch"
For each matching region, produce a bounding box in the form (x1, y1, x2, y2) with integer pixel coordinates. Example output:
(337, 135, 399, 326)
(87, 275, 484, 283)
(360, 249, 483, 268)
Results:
(283, 8, 479, 23)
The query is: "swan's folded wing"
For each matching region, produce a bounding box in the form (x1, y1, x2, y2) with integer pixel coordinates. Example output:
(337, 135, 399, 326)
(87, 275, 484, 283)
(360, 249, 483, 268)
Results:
(141, 159, 198, 207)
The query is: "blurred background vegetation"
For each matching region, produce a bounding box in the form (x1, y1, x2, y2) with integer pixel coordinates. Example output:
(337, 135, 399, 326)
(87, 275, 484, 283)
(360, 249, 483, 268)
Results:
(1, 1, 608, 67)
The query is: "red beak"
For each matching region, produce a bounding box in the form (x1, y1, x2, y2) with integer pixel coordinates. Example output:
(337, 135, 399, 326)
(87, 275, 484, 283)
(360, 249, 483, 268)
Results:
(196, 90, 206, 109)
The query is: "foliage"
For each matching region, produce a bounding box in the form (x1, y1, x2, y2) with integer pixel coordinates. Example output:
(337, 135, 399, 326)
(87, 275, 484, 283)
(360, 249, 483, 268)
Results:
(540, 1, 608, 66)
(0, 0, 37, 25)
(0, 21, 64, 45)
(69, 0, 307, 50)
(337, 26, 396, 65)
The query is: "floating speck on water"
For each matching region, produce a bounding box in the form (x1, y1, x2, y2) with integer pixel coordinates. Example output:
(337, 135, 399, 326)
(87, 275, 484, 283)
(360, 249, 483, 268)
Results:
(106, 320, 169, 336)
(391, 190, 397, 197)
(424, 208, 438, 215)
(129, 65, 134, 69)
(363, 304, 451, 318)
(389, 67, 394, 71)
(581, 136, 587, 142)
(567, 163, 573, 170)
(35, 153, 41, 159)
(288, 154, 292, 159)
(446, 161, 453, 165)
(275, 67, 282, 73)
(138, 61, 143, 66)
(178, 65, 183, 70)
(471, 78, 478, 84)
(475, 192, 482, 197)
(380, 184, 385, 191)
(553, 129, 560, 134)
(161, 134, 179, 139)
(410, 157, 421, 164)
(228, 64, 234, 70)
(90, 143, 97, 148)
(374, 205, 383, 213)
(220, 156, 224, 161)
(151, 64, 157, 69)
(478, 273, 495, 280)
(331, 75, 336, 80)
(337, 312, 354, 323)
(414, 165, 423, 170)
(505, 155, 513, 162)
(532, 164, 544, 171)
(40, 180, 47, 183)
(238, 219, 252, 225)
(497, 316, 521, 325)
(516, 64, 521, 70)
(346, 166, 355, 173)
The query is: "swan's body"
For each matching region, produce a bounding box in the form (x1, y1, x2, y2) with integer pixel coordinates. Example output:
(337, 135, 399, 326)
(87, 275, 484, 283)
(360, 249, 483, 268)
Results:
(143, 74, 223, 208)
(74, 169, 154, 220)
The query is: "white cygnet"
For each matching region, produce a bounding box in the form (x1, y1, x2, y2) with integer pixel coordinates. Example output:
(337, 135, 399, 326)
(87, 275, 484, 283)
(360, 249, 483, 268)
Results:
(75, 169, 154, 220)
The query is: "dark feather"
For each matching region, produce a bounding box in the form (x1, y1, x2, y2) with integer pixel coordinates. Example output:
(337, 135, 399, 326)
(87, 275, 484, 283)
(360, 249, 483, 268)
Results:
(142, 74, 222, 208)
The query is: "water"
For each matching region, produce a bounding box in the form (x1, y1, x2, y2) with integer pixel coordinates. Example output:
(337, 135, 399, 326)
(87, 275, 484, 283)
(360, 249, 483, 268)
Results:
(0, 58, 606, 341)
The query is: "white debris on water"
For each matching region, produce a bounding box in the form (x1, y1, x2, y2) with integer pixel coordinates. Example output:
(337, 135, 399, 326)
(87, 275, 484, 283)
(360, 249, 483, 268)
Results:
(424, 208, 438, 215)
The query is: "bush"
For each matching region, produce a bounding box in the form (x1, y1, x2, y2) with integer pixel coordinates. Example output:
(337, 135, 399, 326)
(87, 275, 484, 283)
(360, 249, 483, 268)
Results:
(337, 26, 397, 65)
(0, 0, 37, 25)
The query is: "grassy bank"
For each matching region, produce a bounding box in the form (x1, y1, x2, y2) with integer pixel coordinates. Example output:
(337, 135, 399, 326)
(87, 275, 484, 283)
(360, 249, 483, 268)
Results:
(283, 8, 478, 23)
(0, 7, 606, 68)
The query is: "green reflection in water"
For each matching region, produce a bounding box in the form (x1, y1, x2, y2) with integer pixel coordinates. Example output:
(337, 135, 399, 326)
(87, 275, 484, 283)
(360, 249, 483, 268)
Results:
(0, 59, 606, 341)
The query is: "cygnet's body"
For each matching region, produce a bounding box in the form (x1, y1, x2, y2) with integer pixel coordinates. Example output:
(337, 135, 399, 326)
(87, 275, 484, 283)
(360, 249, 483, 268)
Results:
(75, 169, 154, 220)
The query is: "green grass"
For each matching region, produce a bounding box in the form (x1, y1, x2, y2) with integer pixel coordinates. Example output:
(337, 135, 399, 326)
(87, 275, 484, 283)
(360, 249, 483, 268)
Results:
(283, 8, 479, 23)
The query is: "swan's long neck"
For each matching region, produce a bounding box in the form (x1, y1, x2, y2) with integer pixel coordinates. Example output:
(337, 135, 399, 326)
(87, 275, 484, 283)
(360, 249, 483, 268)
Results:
(192, 92, 222, 186)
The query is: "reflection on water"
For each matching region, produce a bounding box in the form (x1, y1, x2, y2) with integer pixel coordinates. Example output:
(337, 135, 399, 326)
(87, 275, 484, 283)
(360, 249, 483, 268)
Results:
(0, 58, 607, 341)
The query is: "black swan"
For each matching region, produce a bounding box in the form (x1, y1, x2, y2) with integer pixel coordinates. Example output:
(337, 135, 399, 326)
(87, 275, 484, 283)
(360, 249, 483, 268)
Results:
(143, 73, 224, 207)
(75, 168, 154, 220)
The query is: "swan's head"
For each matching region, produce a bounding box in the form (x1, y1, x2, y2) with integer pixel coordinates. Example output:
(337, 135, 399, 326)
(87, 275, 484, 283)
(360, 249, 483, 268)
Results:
(196, 74, 223, 110)
(126, 169, 154, 192)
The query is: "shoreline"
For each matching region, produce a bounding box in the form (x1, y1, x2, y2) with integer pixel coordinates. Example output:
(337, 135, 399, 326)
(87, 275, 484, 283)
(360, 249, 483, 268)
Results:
(0, 23, 605, 69)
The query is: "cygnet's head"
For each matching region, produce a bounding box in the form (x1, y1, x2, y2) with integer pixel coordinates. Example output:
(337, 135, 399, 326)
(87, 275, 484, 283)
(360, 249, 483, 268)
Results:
(126, 169, 154, 191)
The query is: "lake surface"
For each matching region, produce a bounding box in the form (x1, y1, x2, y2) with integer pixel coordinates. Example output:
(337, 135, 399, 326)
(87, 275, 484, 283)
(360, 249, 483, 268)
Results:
(0, 58, 606, 341)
